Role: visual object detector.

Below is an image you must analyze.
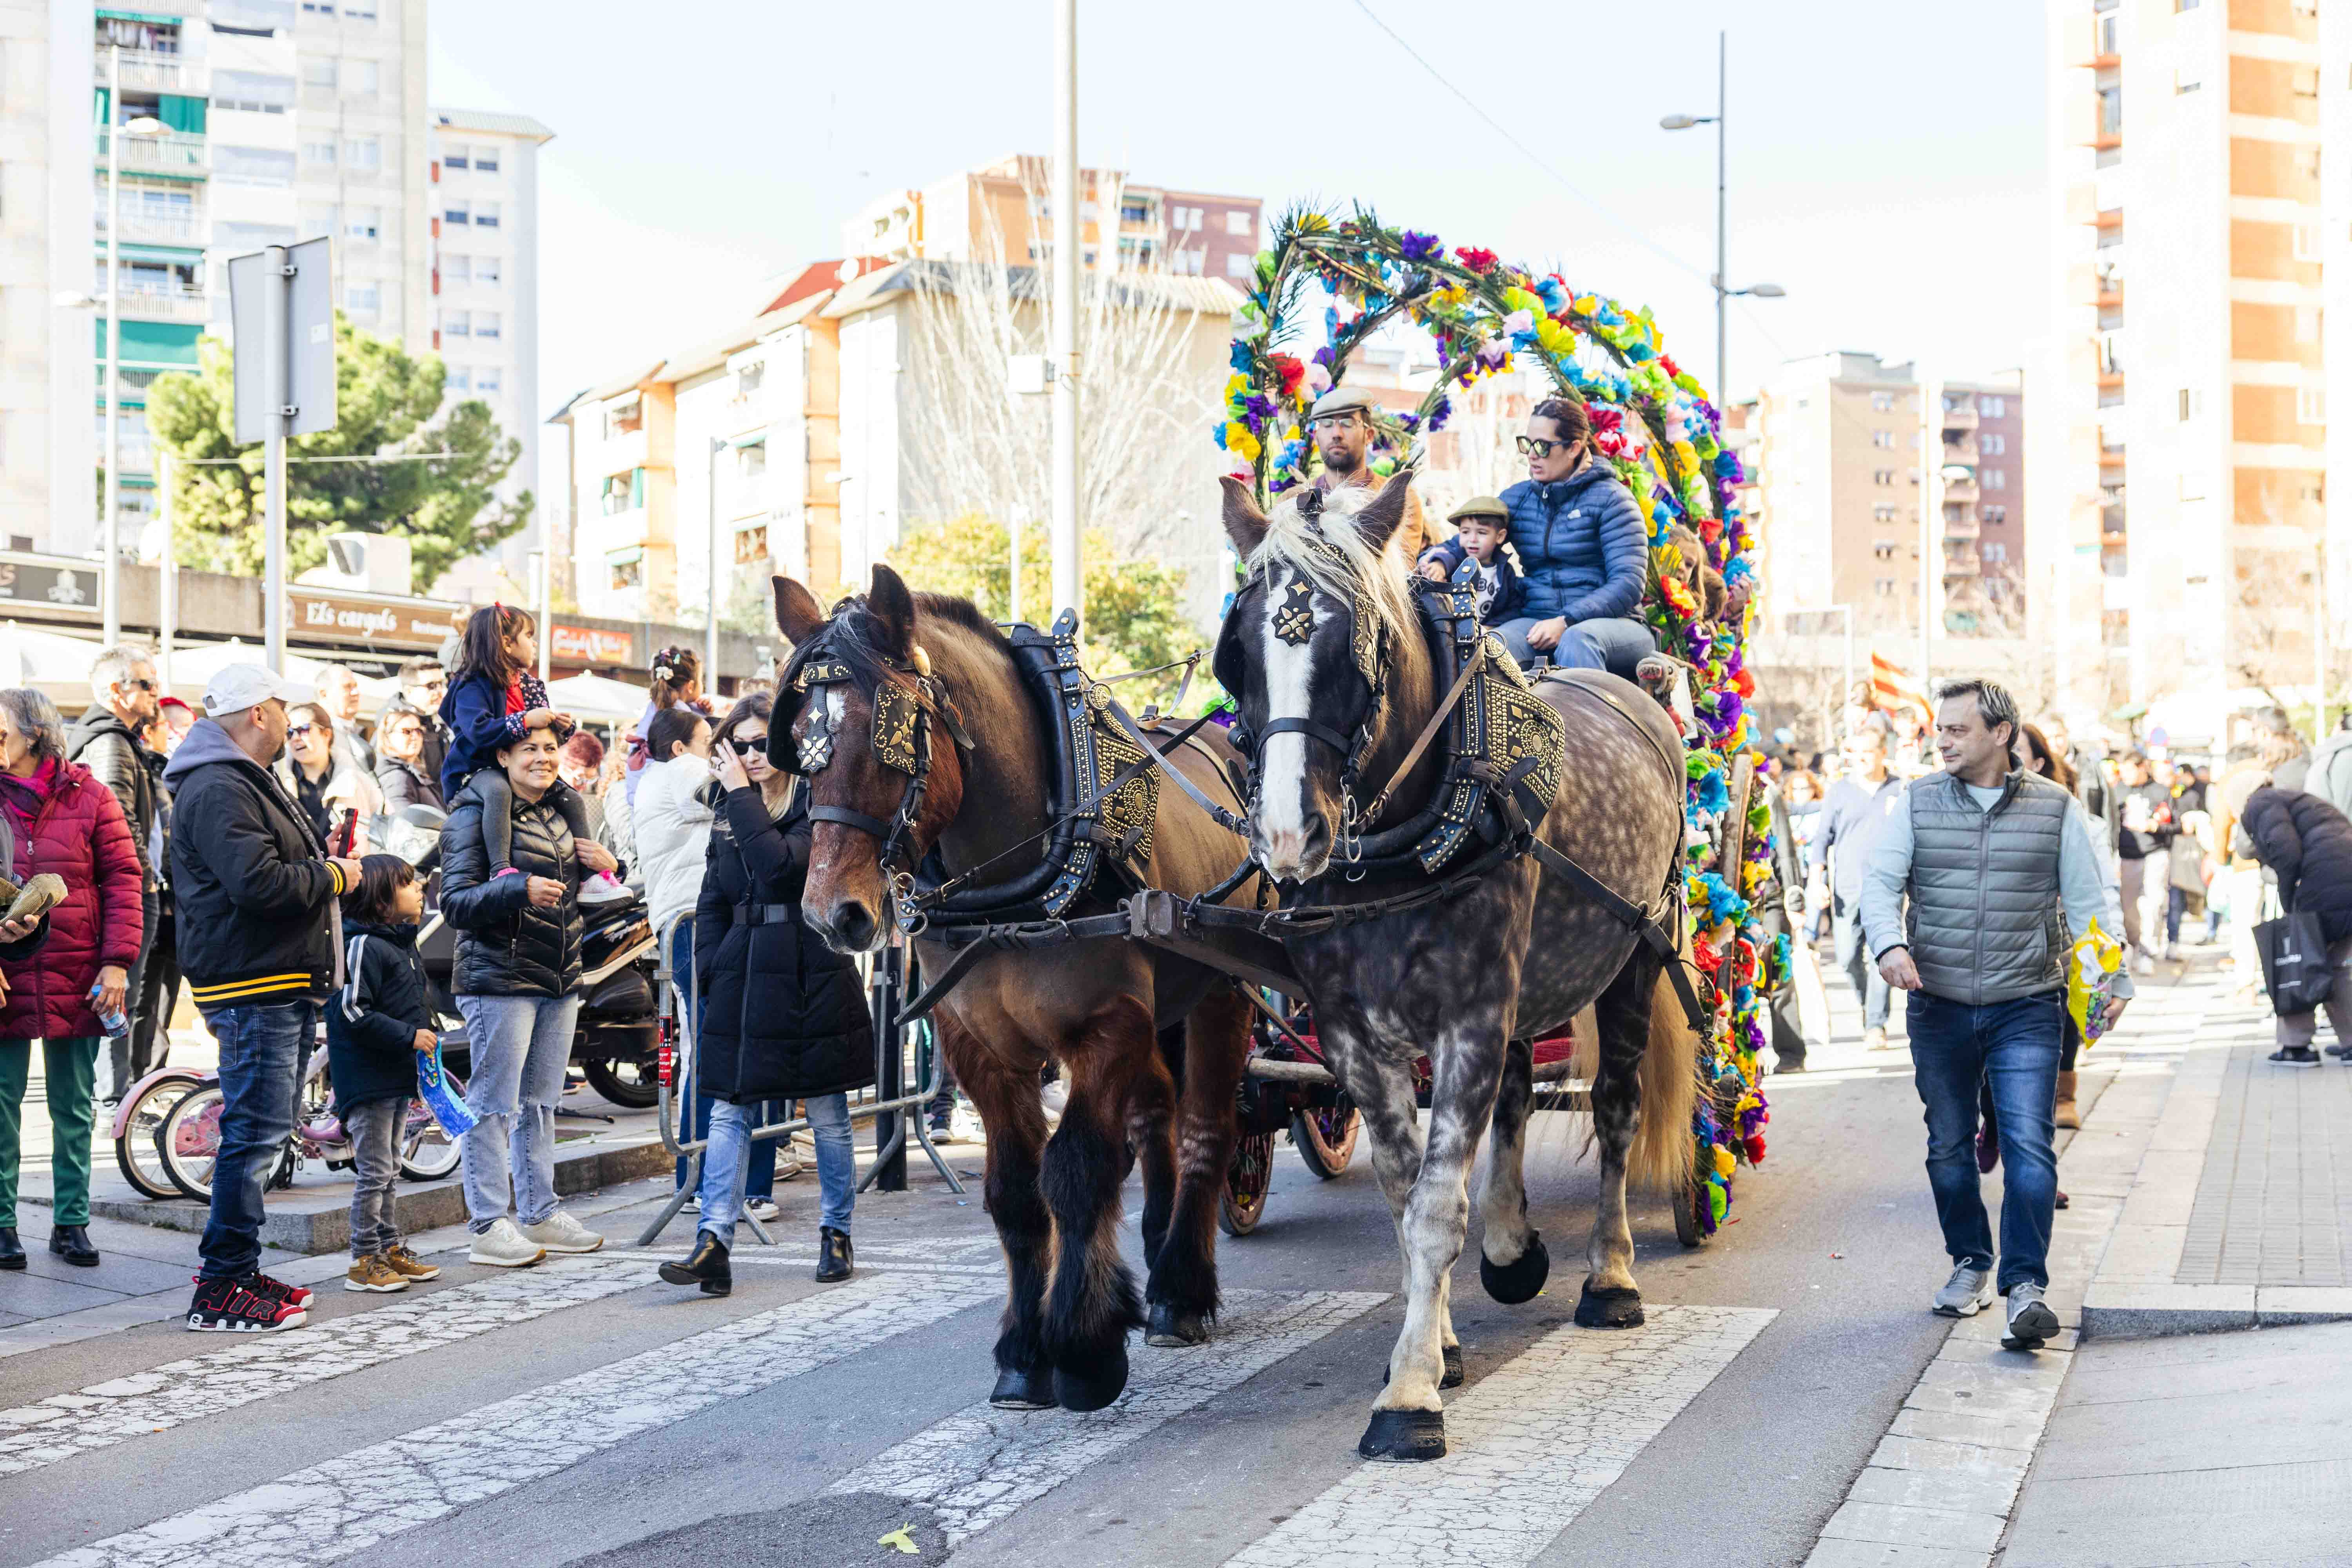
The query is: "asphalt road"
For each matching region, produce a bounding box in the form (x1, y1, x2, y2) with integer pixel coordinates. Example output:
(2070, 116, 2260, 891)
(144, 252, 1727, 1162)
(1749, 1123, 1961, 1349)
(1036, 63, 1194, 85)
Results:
(0, 970, 2061, 1568)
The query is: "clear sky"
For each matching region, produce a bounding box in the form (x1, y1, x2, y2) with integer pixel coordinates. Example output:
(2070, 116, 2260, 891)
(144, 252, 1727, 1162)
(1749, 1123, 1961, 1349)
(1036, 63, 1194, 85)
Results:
(426, 0, 2050, 428)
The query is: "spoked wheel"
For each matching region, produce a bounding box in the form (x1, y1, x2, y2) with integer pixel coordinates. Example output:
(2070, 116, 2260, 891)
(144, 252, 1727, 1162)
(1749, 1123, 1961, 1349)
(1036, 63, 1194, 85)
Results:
(398, 1082, 466, 1181)
(1290, 1101, 1360, 1180)
(116, 1071, 204, 1200)
(1219, 1131, 1276, 1236)
(1673, 1166, 1711, 1248)
(581, 1054, 658, 1110)
(157, 1084, 226, 1204)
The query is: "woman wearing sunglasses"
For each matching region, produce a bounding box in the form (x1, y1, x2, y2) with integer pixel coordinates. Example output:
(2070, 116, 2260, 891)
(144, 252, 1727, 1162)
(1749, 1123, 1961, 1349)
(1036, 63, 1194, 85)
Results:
(275, 702, 383, 857)
(658, 693, 871, 1297)
(1490, 397, 1657, 677)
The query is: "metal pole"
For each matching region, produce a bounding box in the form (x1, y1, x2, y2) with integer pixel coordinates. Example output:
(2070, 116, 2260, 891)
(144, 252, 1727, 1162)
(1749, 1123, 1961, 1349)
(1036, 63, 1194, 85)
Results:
(1049, 0, 1082, 619)
(534, 548, 550, 683)
(103, 46, 122, 646)
(872, 941, 907, 1192)
(706, 437, 722, 682)
(263, 245, 289, 670)
(1918, 374, 1935, 695)
(158, 450, 175, 693)
(1715, 30, 1727, 403)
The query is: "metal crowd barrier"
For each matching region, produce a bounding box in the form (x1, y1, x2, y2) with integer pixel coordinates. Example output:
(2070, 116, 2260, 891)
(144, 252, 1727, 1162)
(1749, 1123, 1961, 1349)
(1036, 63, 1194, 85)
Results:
(638, 910, 967, 1249)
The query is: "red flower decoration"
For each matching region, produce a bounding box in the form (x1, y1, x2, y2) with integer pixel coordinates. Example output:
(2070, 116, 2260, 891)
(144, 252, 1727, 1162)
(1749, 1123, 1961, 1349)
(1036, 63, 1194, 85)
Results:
(1267, 353, 1306, 399)
(1456, 246, 1498, 274)
(1589, 405, 1623, 433)
(1743, 1134, 1767, 1165)
(1661, 353, 1683, 380)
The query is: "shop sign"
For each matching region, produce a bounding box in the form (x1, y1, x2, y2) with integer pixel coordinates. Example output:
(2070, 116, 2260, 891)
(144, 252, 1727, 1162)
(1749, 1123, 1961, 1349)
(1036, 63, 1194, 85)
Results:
(0, 552, 101, 615)
(291, 589, 454, 650)
(551, 624, 634, 664)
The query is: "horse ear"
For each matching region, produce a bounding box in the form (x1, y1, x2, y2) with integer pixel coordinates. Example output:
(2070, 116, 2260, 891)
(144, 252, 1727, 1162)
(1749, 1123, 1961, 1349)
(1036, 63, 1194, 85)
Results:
(1219, 475, 1269, 559)
(1351, 468, 1416, 550)
(867, 563, 916, 658)
(772, 576, 826, 645)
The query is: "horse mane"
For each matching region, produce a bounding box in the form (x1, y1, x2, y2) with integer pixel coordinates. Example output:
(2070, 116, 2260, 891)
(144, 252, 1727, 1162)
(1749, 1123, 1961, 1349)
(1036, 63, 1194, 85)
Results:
(1248, 483, 1420, 657)
(777, 586, 1013, 703)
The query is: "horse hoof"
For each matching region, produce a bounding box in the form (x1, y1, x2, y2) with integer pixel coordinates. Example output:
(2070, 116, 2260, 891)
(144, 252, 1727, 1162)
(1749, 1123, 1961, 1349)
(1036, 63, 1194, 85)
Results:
(1357, 1408, 1447, 1463)
(988, 1365, 1058, 1410)
(1480, 1233, 1550, 1305)
(1574, 1280, 1645, 1330)
(1144, 1301, 1209, 1348)
(1053, 1343, 1130, 1413)
(1379, 1345, 1464, 1390)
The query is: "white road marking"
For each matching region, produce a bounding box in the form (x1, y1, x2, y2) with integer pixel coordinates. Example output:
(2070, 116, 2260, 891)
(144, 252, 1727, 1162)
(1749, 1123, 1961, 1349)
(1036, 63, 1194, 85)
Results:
(29, 1269, 1001, 1568)
(1223, 1304, 1775, 1568)
(0, 1256, 651, 1478)
(599, 1248, 1003, 1274)
(833, 1288, 1389, 1543)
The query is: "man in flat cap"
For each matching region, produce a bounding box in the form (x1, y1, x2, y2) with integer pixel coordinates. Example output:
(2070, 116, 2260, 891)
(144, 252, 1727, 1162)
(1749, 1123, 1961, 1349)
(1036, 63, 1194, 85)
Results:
(1306, 387, 1441, 560)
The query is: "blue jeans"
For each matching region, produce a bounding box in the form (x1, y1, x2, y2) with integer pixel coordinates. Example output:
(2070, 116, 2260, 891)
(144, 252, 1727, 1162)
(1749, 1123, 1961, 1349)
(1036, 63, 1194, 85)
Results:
(1491, 614, 1655, 677)
(1906, 989, 2063, 1292)
(1834, 909, 1892, 1031)
(668, 922, 785, 1199)
(697, 1092, 854, 1247)
(456, 992, 580, 1233)
(197, 1002, 314, 1281)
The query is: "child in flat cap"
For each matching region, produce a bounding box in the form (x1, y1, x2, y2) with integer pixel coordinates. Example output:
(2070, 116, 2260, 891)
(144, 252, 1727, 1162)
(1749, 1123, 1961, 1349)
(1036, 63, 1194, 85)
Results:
(1416, 496, 1523, 624)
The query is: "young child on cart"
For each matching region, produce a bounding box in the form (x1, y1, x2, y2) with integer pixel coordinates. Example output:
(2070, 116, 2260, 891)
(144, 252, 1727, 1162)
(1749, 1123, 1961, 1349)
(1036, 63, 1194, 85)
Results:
(1415, 496, 1523, 624)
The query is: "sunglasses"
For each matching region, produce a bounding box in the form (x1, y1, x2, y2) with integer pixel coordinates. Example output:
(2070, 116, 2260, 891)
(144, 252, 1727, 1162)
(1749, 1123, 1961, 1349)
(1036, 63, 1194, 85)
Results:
(724, 735, 767, 757)
(1515, 435, 1575, 458)
(287, 723, 318, 739)
(123, 677, 158, 693)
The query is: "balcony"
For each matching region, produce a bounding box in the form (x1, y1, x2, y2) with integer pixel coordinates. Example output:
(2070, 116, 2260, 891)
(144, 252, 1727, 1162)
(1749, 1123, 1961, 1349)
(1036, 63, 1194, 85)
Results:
(1942, 477, 1979, 505)
(1943, 436, 1979, 466)
(97, 130, 207, 179)
(96, 205, 203, 246)
(1943, 549, 1982, 579)
(113, 283, 209, 324)
(1944, 508, 1980, 540)
(1940, 404, 1978, 432)
(2101, 505, 2127, 536)
(94, 49, 205, 95)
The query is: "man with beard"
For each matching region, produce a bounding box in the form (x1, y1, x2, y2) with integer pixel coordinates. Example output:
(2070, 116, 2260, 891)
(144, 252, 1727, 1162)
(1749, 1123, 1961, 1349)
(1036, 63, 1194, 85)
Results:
(1303, 387, 1441, 560)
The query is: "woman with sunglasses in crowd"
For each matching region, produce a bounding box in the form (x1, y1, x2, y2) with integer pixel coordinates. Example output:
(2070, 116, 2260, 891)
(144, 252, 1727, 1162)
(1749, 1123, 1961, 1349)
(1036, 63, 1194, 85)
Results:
(276, 701, 383, 856)
(657, 693, 870, 1298)
(1488, 398, 1656, 677)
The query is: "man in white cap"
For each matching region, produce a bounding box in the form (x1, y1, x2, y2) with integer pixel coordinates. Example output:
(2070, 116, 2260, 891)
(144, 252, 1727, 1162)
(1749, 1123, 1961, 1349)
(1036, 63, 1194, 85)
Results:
(163, 664, 363, 1333)
(1305, 385, 1441, 561)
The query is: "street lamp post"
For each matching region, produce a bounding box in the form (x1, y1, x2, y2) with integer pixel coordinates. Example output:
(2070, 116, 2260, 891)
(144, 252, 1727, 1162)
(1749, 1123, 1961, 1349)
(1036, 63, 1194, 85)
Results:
(1661, 33, 1783, 403)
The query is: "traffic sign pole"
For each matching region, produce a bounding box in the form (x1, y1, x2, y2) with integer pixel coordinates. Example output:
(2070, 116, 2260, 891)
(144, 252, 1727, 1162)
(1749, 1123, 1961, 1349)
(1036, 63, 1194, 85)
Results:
(264, 246, 289, 669)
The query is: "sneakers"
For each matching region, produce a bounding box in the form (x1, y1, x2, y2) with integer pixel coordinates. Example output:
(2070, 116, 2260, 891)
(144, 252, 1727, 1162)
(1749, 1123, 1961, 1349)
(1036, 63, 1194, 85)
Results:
(578, 872, 634, 906)
(1932, 1263, 1995, 1318)
(468, 1217, 547, 1269)
(1861, 1026, 1889, 1052)
(187, 1275, 307, 1332)
(2005, 1281, 2061, 1347)
(518, 1210, 604, 1254)
(775, 1158, 804, 1182)
(345, 1253, 408, 1293)
(383, 1245, 440, 1281)
(744, 1197, 781, 1223)
(250, 1271, 312, 1309)
(2326, 1042, 2352, 1062)
(2270, 1045, 2323, 1068)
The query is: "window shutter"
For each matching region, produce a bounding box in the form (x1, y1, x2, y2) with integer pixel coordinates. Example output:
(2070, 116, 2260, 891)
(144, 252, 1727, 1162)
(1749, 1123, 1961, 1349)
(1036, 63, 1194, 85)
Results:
(630, 467, 645, 508)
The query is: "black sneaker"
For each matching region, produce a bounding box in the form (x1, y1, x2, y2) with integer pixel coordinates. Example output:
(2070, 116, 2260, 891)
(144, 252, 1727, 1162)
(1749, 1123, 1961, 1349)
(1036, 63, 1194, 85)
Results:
(187, 1275, 307, 1332)
(2325, 1042, 2352, 1062)
(247, 1270, 314, 1308)
(2269, 1046, 2323, 1068)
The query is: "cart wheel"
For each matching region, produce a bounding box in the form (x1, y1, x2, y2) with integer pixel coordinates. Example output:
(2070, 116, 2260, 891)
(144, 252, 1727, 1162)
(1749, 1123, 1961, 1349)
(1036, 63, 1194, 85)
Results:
(1290, 1102, 1359, 1180)
(1673, 1166, 1712, 1249)
(1219, 1131, 1275, 1236)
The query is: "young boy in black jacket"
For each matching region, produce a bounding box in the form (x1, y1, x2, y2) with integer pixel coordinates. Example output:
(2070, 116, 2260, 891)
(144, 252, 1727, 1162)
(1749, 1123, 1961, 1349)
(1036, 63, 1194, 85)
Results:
(1415, 495, 1524, 624)
(330, 855, 444, 1292)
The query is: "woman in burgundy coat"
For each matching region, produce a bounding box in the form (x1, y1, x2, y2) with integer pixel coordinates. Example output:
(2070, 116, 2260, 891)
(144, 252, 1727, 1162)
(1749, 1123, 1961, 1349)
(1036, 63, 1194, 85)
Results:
(0, 688, 143, 1270)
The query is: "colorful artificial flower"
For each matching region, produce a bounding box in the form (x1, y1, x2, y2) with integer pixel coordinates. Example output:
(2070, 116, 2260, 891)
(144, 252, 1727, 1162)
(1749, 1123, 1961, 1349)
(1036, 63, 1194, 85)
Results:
(1267, 353, 1306, 399)
(1456, 246, 1498, 274)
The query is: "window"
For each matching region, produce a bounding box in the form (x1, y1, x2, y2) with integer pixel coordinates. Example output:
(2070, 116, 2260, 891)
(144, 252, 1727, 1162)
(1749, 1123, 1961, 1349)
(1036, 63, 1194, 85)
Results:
(1120, 201, 1151, 225)
(604, 397, 641, 438)
(474, 255, 500, 286)
(444, 200, 469, 225)
(2097, 84, 2122, 137)
(2176, 73, 2200, 94)
(345, 0, 375, 18)
(474, 201, 500, 229)
(737, 443, 766, 480)
(2294, 224, 2321, 262)
(299, 202, 338, 236)
(1982, 396, 2007, 417)
(1873, 543, 1898, 561)
(212, 69, 294, 113)
(343, 280, 379, 315)
(348, 58, 378, 95)
(734, 525, 769, 565)
(301, 0, 334, 12)
(301, 58, 335, 88)
(344, 136, 380, 171)
(1225, 209, 1253, 238)
(1981, 433, 2005, 455)
(301, 139, 336, 164)
(1982, 506, 2008, 524)
(441, 254, 469, 284)
(1226, 252, 1252, 279)
(2297, 306, 2323, 343)
(446, 366, 469, 391)
(2176, 0, 2198, 9)
(215, 145, 297, 185)
(1869, 392, 1895, 412)
(608, 554, 642, 590)
(1873, 469, 1895, 486)
(1984, 469, 2007, 490)
(442, 146, 468, 170)
(441, 309, 468, 337)
(1871, 429, 1894, 448)
(2298, 386, 2326, 425)
(474, 367, 500, 394)
(1873, 505, 1896, 523)
(1875, 578, 1897, 597)
(345, 205, 379, 241)
(472, 310, 500, 339)
(735, 361, 764, 399)
(473, 146, 499, 173)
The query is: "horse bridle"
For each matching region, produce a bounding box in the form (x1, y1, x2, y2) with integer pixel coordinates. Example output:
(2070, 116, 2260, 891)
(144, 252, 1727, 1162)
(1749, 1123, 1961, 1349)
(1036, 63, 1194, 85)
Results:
(780, 640, 974, 897)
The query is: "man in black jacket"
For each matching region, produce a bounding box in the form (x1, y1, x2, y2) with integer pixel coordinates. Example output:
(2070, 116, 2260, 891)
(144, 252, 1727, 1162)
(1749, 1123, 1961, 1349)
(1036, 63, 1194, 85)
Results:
(2239, 783, 2352, 1066)
(164, 664, 362, 1332)
(68, 645, 162, 1094)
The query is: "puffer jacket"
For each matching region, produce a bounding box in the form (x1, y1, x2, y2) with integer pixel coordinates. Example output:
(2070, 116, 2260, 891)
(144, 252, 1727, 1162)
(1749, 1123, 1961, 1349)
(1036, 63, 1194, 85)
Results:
(439, 773, 583, 998)
(1499, 462, 1650, 624)
(66, 704, 158, 892)
(692, 784, 874, 1103)
(0, 760, 144, 1040)
(2311, 729, 2352, 821)
(634, 751, 715, 936)
(328, 920, 432, 1109)
(2241, 785, 2352, 947)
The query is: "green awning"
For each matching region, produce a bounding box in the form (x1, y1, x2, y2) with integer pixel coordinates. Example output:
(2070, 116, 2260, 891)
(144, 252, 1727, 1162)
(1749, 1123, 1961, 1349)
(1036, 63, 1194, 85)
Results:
(97, 9, 189, 23)
(604, 546, 644, 566)
(95, 241, 204, 263)
(94, 318, 200, 367)
(730, 432, 768, 449)
(158, 94, 205, 134)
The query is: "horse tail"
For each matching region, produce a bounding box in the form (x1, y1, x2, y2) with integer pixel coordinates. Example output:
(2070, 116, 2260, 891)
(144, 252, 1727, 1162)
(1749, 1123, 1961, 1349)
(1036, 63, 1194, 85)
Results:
(1627, 961, 1700, 1194)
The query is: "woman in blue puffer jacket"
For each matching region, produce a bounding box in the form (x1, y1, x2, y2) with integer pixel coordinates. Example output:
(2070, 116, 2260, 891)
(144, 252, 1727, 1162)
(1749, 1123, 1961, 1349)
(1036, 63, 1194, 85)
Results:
(1492, 397, 1655, 675)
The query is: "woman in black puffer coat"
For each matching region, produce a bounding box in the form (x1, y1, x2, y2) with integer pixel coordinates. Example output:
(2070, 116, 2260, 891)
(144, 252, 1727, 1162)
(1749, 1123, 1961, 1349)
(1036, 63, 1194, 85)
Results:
(2239, 783, 2352, 1065)
(657, 693, 873, 1299)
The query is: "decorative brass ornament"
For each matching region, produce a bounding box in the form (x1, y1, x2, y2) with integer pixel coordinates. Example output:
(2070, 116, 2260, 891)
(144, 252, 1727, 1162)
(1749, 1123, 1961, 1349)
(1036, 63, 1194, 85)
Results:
(871, 682, 924, 775)
(1272, 577, 1316, 646)
(1090, 717, 1160, 865)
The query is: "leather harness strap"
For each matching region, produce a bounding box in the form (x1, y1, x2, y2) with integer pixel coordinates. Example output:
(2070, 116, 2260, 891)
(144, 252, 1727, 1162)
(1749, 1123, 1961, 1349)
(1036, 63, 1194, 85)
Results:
(1354, 650, 1483, 831)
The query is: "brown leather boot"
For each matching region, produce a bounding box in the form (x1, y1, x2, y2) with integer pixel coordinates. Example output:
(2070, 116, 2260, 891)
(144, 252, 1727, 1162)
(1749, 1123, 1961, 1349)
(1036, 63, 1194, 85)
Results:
(2054, 1070, 2080, 1131)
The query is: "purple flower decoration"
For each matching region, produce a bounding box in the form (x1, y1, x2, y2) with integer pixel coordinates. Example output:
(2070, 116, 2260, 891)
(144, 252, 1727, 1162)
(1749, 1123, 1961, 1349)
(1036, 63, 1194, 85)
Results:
(1399, 230, 1442, 264)
(1426, 394, 1453, 432)
(1477, 339, 1510, 370)
(1312, 344, 1337, 369)
(1243, 394, 1276, 422)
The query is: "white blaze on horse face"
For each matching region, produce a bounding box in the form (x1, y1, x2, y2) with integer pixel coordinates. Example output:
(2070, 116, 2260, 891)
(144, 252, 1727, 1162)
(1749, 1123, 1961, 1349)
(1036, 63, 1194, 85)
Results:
(1256, 569, 1326, 880)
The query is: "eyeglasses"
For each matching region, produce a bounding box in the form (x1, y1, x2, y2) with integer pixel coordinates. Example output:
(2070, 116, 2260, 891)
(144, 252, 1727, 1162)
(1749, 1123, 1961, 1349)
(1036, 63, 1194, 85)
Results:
(1515, 435, 1574, 458)
(123, 677, 158, 693)
(724, 736, 766, 757)
(1312, 415, 1363, 432)
(286, 724, 317, 739)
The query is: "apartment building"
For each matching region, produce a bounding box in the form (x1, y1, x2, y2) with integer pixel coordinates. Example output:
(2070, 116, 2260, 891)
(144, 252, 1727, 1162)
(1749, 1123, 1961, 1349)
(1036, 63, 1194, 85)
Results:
(2037, 0, 2347, 727)
(428, 107, 551, 577)
(844, 156, 1262, 279)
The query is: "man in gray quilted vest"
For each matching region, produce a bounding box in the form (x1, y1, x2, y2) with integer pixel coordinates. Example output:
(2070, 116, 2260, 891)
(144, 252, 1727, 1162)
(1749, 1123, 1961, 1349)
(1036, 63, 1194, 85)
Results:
(1860, 678, 2132, 1348)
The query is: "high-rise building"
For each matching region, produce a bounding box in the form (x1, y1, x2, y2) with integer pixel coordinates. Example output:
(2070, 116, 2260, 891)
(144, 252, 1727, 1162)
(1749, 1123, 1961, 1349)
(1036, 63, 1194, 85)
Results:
(2037, 0, 2346, 727)
(844, 156, 1261, 278)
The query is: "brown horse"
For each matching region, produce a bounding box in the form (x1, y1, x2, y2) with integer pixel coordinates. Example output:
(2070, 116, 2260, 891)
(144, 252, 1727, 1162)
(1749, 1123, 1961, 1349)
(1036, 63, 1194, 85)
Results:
(770, 565, 1265, 1414)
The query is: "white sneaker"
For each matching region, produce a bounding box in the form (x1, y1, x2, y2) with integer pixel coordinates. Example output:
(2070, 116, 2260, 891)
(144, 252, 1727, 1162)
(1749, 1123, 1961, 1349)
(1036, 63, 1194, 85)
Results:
(518, 1210, 604, 1254)
(773, 1159, 804, 1183)
(578, 872, 635, 906)
(468, 1217, 547, 1269)
(2133, 952, 2155, 976)
(1862, 1026, 1889, 1051)
(745, 1197, 781, 1222)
